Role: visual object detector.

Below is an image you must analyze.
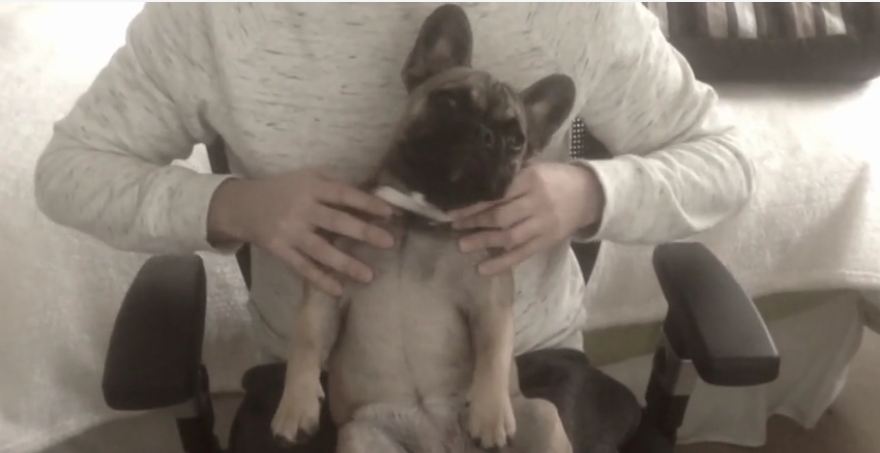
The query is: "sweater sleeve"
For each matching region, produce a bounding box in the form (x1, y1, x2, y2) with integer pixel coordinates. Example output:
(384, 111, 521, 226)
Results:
(539, 4, 755, 244)
(34, 3, 237, 254)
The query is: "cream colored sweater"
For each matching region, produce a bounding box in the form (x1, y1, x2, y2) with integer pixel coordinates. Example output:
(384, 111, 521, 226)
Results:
(34, 3, 753, 357)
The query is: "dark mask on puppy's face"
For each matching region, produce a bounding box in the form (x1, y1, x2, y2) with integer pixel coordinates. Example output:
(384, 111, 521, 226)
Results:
(380, 4, 577, 212)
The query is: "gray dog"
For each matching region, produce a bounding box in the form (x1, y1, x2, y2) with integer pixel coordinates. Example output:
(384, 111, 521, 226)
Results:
(271, 5, 576, 453)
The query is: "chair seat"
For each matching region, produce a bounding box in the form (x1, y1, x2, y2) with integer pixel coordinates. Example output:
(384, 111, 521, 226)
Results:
(227, 349, 649, 453)
(229, 363, 338, 453)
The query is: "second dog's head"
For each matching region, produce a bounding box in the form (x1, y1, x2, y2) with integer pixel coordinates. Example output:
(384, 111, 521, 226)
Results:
(380, 4, 576, 212)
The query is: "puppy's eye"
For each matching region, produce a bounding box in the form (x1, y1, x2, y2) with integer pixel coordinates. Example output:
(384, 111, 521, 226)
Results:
(501, 120, 525, 151)
(504, 133, 524, 151)
(478, 124, 496, 147)
(430, 90, 458, 110)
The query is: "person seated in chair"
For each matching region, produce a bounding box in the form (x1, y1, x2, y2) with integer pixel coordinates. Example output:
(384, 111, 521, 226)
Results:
(33, 4, 754, 452)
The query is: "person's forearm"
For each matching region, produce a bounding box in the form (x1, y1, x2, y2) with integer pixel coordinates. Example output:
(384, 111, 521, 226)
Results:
(573, 129, 753, 244)
(33, 3, 239, 255)
(539, 4, 755, 244)
(568, 162, 605, 237)
(35, 134, 236, 254)
(207, 177, 251, 246)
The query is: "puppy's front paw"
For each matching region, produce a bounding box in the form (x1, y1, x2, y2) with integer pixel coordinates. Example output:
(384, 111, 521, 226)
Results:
(271, 378, 324, 444)
(467, 390, 516, 449)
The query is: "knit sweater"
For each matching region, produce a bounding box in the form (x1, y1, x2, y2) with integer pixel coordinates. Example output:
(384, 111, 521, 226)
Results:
(34, 3, 753, 357)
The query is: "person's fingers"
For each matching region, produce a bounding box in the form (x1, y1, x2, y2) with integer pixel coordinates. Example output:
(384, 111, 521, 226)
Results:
(458, 217, 543, 253)
(298, 233, 374, 284)
(453, 195, 534, 230)
(272, 245, 343, 296)
(311, 205, 394, 249)
(316, 181, 393, 219)
(477, 236, 548, 276)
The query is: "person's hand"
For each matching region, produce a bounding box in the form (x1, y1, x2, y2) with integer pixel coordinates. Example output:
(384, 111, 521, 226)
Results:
(207, 169, 395, 296)
(449, 162, 603, 275)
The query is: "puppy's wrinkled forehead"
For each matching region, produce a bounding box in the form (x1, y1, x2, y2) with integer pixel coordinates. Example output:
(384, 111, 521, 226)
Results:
(404, 67, 528, 130)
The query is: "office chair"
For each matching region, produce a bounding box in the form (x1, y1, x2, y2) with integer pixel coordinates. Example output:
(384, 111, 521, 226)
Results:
(101, 118, 780, 452)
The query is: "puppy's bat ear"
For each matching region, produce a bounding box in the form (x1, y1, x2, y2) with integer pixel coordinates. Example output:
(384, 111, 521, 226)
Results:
(521, 74, 576, 155)
(402, 4, 473, 92)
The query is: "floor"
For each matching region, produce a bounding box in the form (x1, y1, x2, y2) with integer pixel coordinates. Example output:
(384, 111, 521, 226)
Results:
(677, 331, 880, 453)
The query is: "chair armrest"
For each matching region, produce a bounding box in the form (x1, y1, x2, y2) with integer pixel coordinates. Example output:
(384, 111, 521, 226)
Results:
(102, 254, 207, 410)
(652, 242, 780, 386)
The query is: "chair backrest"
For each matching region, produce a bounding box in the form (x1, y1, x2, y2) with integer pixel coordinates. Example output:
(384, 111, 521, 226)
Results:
(202, 117, 609, 289)
(568, 117, 610, 281)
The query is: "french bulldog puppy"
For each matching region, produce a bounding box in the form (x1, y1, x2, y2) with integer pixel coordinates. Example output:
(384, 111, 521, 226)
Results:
(272, 5, 576, 453)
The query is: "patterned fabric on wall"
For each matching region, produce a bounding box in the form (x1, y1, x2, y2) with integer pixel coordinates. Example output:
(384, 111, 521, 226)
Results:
(643, 2, 880, 82)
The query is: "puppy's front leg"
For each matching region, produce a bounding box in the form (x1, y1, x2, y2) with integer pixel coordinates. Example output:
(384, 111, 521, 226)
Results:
(467, 270, 516, 449)
(272, 286, 341, 444)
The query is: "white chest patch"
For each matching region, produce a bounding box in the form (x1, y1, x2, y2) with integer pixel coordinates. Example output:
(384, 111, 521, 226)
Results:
(374, 186, 453, 223)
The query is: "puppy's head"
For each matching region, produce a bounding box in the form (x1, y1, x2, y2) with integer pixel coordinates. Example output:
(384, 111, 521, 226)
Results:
(382, 4, 576, 211)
